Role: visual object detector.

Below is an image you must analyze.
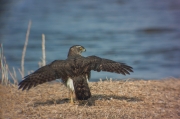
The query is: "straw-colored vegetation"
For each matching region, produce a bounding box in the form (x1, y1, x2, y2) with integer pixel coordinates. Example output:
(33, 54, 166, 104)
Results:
(0, 78, 180, 119)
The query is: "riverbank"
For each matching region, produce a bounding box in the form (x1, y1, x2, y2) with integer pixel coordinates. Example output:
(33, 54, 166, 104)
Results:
(1, 78, 180, 119)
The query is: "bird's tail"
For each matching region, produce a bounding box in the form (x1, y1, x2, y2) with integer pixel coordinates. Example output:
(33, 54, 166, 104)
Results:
(73, 75, 91, 100)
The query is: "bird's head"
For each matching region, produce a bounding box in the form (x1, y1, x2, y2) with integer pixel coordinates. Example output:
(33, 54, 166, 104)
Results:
(68, 45, 86, 57)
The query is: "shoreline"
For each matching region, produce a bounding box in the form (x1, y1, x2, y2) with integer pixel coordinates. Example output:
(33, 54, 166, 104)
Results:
(1, 78, 180, 119)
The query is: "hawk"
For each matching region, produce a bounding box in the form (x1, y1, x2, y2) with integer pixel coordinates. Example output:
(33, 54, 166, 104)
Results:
(18, 45, 133, 104)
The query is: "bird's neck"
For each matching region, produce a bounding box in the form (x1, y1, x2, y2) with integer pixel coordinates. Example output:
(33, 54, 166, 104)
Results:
(67, 51, 81, 58)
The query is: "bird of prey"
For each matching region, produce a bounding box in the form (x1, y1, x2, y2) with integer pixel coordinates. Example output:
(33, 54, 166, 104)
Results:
(18, 45, 133, 104)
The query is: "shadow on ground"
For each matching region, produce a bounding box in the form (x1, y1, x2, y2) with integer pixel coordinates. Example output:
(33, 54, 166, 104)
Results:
(33, 94, 143, 107)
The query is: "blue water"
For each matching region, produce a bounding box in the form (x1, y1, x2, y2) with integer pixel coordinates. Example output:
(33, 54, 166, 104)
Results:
(0, 0, 180, 81)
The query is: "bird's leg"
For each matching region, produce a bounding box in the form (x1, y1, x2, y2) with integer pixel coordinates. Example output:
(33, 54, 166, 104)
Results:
(70, 90, 74, 104)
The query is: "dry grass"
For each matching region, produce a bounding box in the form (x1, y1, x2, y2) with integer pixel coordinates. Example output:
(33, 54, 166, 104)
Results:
(0, 78, 180, 119)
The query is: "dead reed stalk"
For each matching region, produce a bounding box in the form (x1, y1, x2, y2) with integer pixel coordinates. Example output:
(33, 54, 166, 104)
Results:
(21, 20, 31, 78)
(0, 44, 9, 85)
(41, 34, 46, 66)
(38, 34, 46, 67)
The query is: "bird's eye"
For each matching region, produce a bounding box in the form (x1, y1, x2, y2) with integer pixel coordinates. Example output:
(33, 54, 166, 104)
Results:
(79, 47, 83, 50)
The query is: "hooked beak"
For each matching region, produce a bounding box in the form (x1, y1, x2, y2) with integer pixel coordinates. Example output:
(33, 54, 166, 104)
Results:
(82, 48, 86, 52)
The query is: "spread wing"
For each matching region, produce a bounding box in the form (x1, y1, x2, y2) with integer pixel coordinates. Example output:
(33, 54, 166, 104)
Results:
(18, 60, 74, 91)
(82, 56, 133, 75)
(19, 56, 133, 91)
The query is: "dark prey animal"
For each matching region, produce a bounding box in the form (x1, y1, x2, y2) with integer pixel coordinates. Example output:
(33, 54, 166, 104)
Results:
(18, 45, 133, 104)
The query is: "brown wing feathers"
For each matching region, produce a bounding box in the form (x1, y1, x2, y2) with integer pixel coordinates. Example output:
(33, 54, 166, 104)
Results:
(18, 59, 84, 91)
(18, 65, 58, 90)
(84, 56, 133, 75)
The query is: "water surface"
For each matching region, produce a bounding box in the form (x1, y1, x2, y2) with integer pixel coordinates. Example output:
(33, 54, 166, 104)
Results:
(0, 0, 180, 81)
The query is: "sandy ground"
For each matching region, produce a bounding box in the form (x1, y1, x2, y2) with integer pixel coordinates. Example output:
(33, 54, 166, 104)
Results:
(0, 78, 180, 119)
